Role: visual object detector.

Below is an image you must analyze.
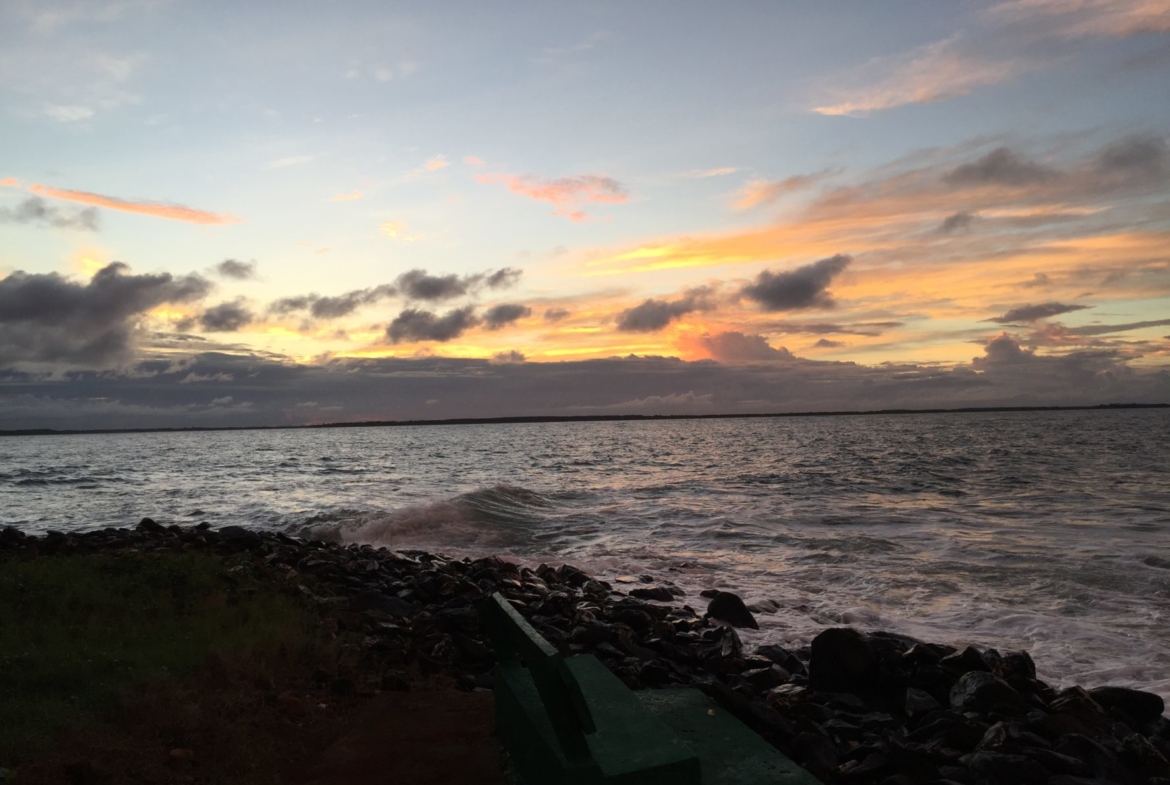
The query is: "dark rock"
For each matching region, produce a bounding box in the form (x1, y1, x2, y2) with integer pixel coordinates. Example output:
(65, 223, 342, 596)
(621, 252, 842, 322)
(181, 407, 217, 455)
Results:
(792, 731, 838, 779)
(809, 628, 876, 693)
(630, 586, 676, 602)
(381, 671, 410, 691)
(62, 761, 109, 785)
(991, 650, 1036, 681)
(958, 752, 1048, 785)
(217, 525, 262, 546)
(742, 664, 790, 690)
(906, 687, 942, 716)
(756, 643, 805, 674)
(950, 671, 1024, 713)
(938, 765, 977, 784)
(940, 646, 991, 675)
(1088, 686, 1165, 725)
(137, 517, 163, 533)
(1055, 733, 1135, 784)
(1118, 731, 1170, 778)
(350, 590, 414, 618)
(704, 592, 759, 630)
(1019, 746, 1090, 776)
(842, 751, 890, 780)
(570, 621, 614, 647)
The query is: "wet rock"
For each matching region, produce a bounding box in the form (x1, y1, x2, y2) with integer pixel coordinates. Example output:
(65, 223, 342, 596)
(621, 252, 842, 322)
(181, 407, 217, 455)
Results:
(977, 721, 1050, 751)
(809, 628, 877, 693)
(630, 586, 676, 602)
(906, 687, 941, 716)
(569, 621, 614, 647)
(704, 592, 759, 630)
(350, 590, 414, 618)
(1118, 731, 1170, 778)
(62, 761, 109, 785)
(940, 646, 991, 675)
(1055, 733, 1133, 783)
(950, 671, 1025, 713)
(991, 650, 1036, 681)
(217, 525, 262, 547)
(137, 517, 164, 533)
(1088, 686, 1165, 725)
(958, 752, 1049, 785)
(381, 671, 410, 691)
(792, 731, 838, 780)
(742, 664, 790, 690)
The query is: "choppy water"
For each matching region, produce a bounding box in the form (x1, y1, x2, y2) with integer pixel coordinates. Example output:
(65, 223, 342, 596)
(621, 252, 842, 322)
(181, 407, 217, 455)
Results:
(2, 410, 1169, 700)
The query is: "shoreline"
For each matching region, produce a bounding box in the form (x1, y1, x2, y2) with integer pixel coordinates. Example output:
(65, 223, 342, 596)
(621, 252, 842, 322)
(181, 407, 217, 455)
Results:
(2, 522, 1167, 784)
(1, 402, 1165, 438)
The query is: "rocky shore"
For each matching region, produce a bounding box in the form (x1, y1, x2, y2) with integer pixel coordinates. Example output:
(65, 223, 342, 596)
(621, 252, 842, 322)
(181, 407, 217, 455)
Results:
(2, 522, 1167, 785)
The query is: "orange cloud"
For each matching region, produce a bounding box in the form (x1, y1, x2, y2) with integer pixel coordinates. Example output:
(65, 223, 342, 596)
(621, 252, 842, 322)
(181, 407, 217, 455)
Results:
(733, 171, 832, 210)
(814, 37, 1019, 116)
(0, 177, 20, 188)
(476, 172, 628, 221)
(464, 155, 484, 167)
(331, 190, 364, 202)
(30, 185, 241, 225)
(988, 0, 1170, 37)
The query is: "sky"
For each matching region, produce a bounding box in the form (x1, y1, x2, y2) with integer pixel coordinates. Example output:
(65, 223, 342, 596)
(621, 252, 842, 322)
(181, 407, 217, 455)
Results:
(1, 0, 1169, 429)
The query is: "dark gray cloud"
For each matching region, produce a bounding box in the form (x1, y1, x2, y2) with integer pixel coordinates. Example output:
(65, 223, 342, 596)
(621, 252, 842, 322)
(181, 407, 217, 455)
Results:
(2, 337, 1164, 431)
(386, 306, 479, 343)
(394, 267, 521, 301)
(988, 302, 1092, 323)
(485, 267, 523, 289)
(196, 301, 254, 332)
(616, 287, 716, 332)
(310, 285, 396, 319)
(939, 211, 975, 233)
(1031, 318, 1170, 345)
(544, 307, 571, 323)
(215, 259, 257, 280)
(1095, 134, 1168, 174)
(0, 197, 99, 230)
(269, 295, 315, 314)
(945, 147, 1059, 187)
(814, 338, 844, 348)
(395, 269, 468, 301)
(268, 285, 397, 319)
(740, 254, 851, 312)
(483, 303, 532, 330)
(766, 320, 903, 336)
(266, 268, 522, 320)
(1021, 273, 1051, 288)
(0, 262, 211, 368)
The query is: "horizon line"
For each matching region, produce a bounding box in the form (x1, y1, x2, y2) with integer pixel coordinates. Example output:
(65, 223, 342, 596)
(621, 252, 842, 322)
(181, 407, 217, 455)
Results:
(0, 402, 1165, 438)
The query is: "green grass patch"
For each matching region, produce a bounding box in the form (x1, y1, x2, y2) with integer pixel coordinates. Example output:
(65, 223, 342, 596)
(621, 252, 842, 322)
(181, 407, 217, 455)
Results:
(0, 550, 329, 765)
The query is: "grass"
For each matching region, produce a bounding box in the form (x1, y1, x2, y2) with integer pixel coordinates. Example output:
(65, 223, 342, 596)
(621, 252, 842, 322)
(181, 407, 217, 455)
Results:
(0, 550, 349, 781)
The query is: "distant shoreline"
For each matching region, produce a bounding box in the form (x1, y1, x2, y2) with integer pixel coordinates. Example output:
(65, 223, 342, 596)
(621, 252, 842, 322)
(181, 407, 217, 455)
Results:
(0, 401, 1165, 438)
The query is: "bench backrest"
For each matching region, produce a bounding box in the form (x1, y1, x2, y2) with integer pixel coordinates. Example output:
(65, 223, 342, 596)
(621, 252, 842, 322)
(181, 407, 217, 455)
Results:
(480, 592, 597, 764)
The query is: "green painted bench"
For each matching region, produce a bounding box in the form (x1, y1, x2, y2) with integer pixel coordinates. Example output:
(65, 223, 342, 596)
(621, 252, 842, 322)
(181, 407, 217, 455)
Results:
(479, 592, 819, 785)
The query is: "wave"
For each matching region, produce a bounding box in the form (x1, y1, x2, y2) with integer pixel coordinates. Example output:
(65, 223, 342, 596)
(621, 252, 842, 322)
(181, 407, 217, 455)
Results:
(288, 484, 556, 552)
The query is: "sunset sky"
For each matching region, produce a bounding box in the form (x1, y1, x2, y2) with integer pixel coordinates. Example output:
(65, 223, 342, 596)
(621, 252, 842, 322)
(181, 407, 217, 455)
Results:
(2, 0, 1169, 428)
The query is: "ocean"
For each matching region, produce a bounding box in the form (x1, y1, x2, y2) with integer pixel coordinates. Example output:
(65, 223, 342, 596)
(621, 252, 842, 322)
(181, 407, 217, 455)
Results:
(2, 409, 1168, 700)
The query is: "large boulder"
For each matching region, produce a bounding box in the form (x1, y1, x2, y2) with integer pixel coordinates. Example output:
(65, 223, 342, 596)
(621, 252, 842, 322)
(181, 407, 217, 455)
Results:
(809, 627, 877, 693)
(950, 671, 1025, 713)
(1089, 686, 1165, 725)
